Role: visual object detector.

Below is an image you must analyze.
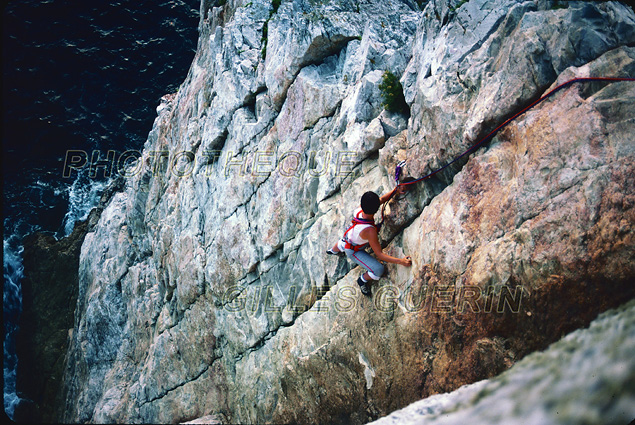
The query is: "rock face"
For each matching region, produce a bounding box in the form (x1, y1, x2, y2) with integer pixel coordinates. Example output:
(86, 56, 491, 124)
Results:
(369, 299, 635, 425)
(15, 177, 124, 423)
(15, 223, 87, 423)
(58, 0, 635, 424)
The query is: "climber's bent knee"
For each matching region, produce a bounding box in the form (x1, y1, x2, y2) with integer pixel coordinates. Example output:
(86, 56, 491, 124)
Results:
(348, 250, 384, 281)
(336, 238, 347, 252)
(367, 263, 384, 280)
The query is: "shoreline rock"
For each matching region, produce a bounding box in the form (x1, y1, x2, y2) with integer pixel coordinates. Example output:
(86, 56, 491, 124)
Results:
(15, 176, 124, 423)
(22, 1, 634, 423)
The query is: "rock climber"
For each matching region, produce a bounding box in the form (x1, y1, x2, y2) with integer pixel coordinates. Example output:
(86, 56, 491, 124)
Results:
(327, 186, 412, 296)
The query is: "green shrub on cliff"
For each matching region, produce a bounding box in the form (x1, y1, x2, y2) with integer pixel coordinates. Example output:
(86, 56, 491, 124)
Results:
(379, 70, 409, 115)
(449, 0, 469, 12)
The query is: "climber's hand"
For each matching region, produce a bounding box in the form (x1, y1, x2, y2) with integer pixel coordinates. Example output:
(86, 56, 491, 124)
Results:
(401, 256, 412, 267)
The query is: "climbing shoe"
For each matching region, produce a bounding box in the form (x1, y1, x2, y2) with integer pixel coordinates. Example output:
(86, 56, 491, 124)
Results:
(357, 275, 371, 296)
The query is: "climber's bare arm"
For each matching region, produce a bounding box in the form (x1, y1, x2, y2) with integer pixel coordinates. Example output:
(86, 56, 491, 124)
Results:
(379, 188, 398, 204)
(362, 227, 412, 267)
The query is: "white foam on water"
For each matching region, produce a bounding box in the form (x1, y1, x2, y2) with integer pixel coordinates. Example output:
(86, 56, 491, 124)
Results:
(61, 171, 109, 237)
(3, 236, 25, 419)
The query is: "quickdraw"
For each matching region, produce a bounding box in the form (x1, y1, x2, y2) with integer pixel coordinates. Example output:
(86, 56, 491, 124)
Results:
(395, 160, 407, 184)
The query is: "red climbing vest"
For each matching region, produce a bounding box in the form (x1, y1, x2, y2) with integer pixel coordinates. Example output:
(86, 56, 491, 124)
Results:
(342, 209, 380, 252)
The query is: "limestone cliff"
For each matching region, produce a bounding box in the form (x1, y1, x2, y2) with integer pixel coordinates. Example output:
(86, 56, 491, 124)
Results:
(59, 0, 635, 423)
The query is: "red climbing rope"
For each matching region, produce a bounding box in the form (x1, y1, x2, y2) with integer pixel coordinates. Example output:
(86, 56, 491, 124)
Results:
(398, 76, 635, 187)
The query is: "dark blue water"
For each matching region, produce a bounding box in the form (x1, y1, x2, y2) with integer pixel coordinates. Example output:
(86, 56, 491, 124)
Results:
(2, 0, 199, 418)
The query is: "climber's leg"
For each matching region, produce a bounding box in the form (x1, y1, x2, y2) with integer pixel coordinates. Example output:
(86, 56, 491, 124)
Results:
(326, 238, 346, 255)
(346, 249, 384, 296)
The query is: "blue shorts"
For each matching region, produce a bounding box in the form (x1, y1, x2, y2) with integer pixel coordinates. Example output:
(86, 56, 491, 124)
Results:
(337, 238, 385, 280)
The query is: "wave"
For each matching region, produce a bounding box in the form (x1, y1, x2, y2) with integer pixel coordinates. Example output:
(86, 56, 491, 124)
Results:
(2, 169, 111, 418)
(2, 0, 199, 419)
(3, 236, 25, 419)
(61, 172, 110, 237)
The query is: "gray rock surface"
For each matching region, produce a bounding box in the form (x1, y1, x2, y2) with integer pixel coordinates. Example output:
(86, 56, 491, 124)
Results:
(369, 299, 635, 425)
(59, 1, 635, 423)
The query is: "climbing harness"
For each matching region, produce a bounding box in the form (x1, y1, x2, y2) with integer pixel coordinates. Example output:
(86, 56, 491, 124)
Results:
(396, 77, 635, 187)
(342, 209, 380, 252)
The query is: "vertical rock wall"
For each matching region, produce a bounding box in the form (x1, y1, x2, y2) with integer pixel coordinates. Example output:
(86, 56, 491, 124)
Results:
(60, 0, 635, 423)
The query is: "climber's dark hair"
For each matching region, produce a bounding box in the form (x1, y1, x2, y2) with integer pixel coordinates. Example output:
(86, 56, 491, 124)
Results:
(361, 191, 380, 215)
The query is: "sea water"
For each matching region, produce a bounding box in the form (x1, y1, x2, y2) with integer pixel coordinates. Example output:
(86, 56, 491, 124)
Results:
(2, 0, 199, 418)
